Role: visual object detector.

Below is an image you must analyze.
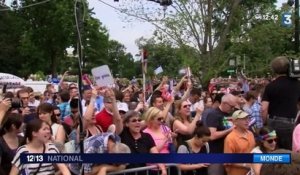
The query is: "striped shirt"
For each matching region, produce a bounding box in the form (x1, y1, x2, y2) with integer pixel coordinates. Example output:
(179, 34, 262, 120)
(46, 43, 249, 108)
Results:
(12, 143, 59, 175)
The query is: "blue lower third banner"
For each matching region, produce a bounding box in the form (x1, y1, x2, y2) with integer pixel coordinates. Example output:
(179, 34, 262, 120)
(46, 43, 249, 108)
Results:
(20, 153, 290, 164)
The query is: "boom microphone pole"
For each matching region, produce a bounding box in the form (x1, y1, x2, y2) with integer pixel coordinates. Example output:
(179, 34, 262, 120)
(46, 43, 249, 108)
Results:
(74, 0, 85, 174)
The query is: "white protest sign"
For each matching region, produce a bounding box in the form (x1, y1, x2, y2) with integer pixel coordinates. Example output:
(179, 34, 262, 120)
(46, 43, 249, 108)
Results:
(91, 65, 114, 87)
(154, 66, 163, 75)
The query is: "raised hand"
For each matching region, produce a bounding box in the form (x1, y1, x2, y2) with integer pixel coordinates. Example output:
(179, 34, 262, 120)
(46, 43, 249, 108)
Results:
(0, 98, 12, 112)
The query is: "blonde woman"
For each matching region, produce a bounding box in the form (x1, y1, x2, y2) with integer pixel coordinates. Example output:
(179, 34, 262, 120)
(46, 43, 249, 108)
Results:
(143, 107, 175, 153)
(143, 107, 175, 175)
(172, 100, 202, 148)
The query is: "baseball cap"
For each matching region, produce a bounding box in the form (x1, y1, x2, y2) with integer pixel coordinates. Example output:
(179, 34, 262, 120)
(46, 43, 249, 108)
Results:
(232, 110, 250, 120)
(117, 102, 129, 113)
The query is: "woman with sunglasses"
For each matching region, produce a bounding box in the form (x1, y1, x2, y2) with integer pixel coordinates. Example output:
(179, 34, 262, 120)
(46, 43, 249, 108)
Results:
(144, 107, 176, 175)
(53, 105, 62, 124)
(177, 120, 211, 175)
(249, 127, 278, 175)
(143, 107, 175, 153)
(172, 100, 202, 148)
(120, 110, 167, 175)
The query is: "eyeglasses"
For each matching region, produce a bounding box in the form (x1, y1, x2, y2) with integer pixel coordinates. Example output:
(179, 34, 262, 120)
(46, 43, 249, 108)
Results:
(226, 103, 235, 109)
(156, 117, 164, 122)
(266, 138, 277, 144)
(130, 119, 142, 123)
(55, 113, 61, 117)
(183, 104, 191, 108)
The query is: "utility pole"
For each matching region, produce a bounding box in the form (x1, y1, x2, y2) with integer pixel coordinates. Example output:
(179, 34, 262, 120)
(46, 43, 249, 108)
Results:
(295, 0, 299, 53)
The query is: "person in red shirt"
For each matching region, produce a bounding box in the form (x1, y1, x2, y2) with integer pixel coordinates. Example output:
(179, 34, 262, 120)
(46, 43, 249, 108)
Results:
(95, 88, 123, 134)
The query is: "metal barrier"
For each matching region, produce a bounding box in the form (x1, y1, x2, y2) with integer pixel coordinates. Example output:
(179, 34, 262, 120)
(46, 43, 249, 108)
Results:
(108, 164, 181, 175)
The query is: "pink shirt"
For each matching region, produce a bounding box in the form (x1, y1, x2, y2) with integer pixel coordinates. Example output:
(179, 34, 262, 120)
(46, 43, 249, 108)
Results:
(293, 124, 300, 152)
(143, 125, 170, 153)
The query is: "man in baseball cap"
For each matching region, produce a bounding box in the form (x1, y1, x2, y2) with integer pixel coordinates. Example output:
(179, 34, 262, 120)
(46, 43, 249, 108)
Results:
(224, 110, 256, 175)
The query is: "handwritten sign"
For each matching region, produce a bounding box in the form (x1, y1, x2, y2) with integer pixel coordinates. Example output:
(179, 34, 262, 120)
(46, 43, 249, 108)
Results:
(91, 65, 114, 87)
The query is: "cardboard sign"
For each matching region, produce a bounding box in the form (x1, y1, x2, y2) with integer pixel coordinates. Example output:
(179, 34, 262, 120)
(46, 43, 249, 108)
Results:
(91, 65, 114, 87)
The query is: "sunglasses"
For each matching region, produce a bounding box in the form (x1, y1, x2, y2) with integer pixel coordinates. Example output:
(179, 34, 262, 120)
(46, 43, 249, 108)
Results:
(130, 119, 142, 123)
(266, 138, 277, 144)
(55, 113, 61, 117)
(156, 117, 164, 122)
(183, 104, 191, 108)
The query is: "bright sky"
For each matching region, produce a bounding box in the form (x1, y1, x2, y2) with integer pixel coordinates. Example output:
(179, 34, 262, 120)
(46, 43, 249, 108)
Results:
(89, 0, 156, 57)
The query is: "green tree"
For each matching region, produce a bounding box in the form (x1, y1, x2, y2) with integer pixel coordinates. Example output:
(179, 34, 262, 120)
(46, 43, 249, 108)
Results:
(135, 37, 184, 78)
(0, 7, 25, 76)
(17, 0, 76, 77)
(82, 16, 109, 73)
(118, 0, 285, 84)
(107, 40, 137, 79)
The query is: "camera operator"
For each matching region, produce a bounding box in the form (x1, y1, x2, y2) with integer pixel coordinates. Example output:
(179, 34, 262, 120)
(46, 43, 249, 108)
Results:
(261, 56, 300, 150)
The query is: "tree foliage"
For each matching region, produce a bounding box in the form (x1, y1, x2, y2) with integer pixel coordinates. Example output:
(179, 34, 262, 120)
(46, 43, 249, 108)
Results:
(0, 7, 25, 76)
(1, 0, 135, 80)
(118, 0, 293, 84)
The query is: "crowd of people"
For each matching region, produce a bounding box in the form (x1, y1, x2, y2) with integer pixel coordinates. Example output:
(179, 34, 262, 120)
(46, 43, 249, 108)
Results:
(0, 55, 300, 175)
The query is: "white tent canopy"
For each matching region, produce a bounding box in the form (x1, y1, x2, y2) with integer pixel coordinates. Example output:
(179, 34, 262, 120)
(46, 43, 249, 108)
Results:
(0, 73, 25, 89)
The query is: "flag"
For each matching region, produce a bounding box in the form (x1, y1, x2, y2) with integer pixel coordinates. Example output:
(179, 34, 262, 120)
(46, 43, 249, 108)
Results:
(154, 66, 163, 75)
(82, 74, 94, 90)
(141, 48, 148, 74)
(186, 67, 192, 77)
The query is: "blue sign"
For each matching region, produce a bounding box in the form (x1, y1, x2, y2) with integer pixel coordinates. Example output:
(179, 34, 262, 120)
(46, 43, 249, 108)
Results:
(253, 154, 291, 164)
(281, 12, 292, 27)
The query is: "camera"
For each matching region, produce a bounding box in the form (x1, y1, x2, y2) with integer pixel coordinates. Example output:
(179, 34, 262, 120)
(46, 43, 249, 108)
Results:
(3, 92, 22, 109)
(288, 58, 300, 78)
(11, 97, 22, 109)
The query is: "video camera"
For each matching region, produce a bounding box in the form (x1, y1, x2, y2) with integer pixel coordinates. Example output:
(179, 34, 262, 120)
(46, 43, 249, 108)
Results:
(3, 92, 22, 109)
(288, 58, 300, 78)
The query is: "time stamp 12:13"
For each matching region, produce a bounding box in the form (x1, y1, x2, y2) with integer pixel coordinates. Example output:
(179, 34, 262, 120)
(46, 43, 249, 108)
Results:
(26, 155, 43, 163)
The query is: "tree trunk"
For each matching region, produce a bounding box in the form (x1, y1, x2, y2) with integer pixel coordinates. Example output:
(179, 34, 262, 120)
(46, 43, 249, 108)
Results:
(214, 0, 241, 61)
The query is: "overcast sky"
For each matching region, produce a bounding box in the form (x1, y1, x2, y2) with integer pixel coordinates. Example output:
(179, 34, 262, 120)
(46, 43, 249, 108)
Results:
(88, 0, 155, 57)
